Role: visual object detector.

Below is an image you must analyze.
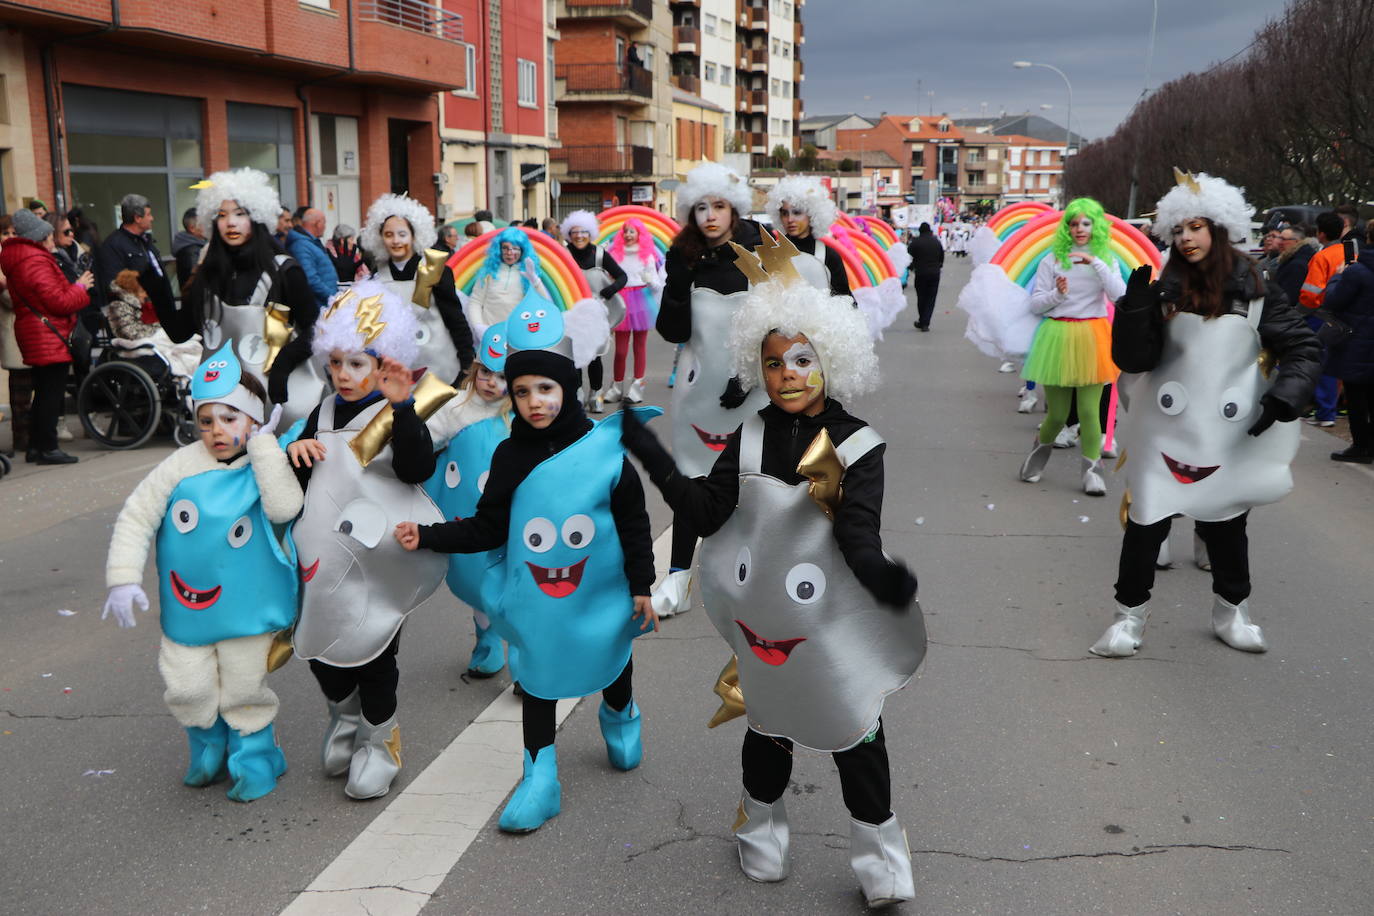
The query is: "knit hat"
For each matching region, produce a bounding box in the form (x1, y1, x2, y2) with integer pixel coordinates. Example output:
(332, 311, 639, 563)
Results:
(12, 208, 53, 242)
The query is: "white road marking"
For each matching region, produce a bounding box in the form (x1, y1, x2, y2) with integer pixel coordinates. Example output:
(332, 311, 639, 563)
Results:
(280, 525, 675, 915)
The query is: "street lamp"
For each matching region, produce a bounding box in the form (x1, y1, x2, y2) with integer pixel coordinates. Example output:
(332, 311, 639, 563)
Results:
(1013, 60, 1073, 199)
(1126, 0, 1161, 218)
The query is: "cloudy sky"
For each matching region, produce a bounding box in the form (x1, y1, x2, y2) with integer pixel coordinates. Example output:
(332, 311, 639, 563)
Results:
(799, 0, 1293, 140)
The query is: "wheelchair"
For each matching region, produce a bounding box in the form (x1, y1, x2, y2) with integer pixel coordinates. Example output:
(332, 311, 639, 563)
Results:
(75, 321, 197, 451)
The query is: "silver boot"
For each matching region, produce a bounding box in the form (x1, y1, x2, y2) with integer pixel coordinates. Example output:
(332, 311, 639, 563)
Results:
(344, 714, 402, 800)
(734, 793, 790, 882)
(321, 689, 361, 777)
(1081, 456, 1106, 496)
(1211, 595, 1267, 652)
(651, 568, 694, 618)
(849, 815, 915, 908)
(1089, 602, 1149, 657)
(1019, 435, 1054, 483)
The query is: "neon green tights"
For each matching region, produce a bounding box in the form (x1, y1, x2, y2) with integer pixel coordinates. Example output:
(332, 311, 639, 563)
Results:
(1038, 384, 1105, 460)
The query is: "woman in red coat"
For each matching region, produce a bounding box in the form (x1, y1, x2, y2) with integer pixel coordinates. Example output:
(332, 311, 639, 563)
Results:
(0, 209, 93, 464)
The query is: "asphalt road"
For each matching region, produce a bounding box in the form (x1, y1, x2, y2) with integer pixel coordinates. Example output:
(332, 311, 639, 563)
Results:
(3, 257, 1372, 915)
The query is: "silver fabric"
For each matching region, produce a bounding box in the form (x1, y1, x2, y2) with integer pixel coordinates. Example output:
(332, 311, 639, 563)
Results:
(344, 713, 401, 799)
(670, 288, 769, 478)
(1081, 456, 1106, 496)
(1019, 436, 1053, 482)
(321, 688, 361, 777)
(735, 793, 790, 882)
(582, 255, 627, 357)
(1211, 595, 1267, 652)
(650, 567, 693, 618)
(1089, 602, 1149, 658)
(849, 815, 916, 907)
(292, 397, 446, 666)
(700, 415, 926, 751)
(376, 274, 463, 385)
(793, 247, 829, 292)
(1118, 307, 1300, 524)
(200, 261, 325, 426)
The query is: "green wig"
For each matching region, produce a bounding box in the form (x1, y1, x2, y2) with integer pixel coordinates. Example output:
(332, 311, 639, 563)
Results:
(1052, 197, 1114, 269)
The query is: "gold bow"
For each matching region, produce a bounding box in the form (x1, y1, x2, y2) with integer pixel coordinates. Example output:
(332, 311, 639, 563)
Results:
(707, 656, 746, 728)
(266, 628, 294, 672)
(412, 248, 450, 309)
(796, 429, 844, 519)
(349, 372, 458, 467)
(262, 303, 292, 372)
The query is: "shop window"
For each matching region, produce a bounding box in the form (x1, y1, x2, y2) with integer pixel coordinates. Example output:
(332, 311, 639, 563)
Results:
(227, 103, 297, 210)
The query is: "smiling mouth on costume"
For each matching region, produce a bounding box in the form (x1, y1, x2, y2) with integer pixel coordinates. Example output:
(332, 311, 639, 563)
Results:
(1161, 452, 1220, 484)
(203, 370, 220, 382)
(736, 620, 807, 667)
(692, 425, 730, 451)
(169, 570, 222, 609)
(526, 322, 540, 333)
(299, 558, 319, 583)
(487, 346, 503, 360)
(526, 557, 588, 598)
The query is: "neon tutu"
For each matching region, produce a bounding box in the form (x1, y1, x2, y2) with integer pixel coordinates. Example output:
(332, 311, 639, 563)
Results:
(616, 285, 658, 332)
(1021, 317, 1117, 387)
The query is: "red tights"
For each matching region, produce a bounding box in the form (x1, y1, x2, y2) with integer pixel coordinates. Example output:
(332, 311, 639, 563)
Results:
(613, 330, 649, 382)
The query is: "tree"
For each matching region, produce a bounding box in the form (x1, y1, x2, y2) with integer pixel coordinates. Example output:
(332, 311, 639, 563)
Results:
(798, 143, 820, 171)
(771, 144, 791, 168)
(838, 157, 858, 173)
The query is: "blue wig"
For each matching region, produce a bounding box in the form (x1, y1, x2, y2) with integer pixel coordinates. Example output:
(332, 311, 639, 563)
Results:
(478, 228, 537, 290)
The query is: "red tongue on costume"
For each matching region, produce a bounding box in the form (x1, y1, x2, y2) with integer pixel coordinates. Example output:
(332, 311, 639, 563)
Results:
(526, 557, 588, 598)
(735, 620, 806, 667)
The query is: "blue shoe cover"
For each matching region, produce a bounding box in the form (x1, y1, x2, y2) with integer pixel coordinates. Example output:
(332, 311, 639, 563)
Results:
(226, 723, 288, 803)
(498, 747, 561, 833)
(598, 700, 642, 771)
(184, 718, 230, 787)
(466, 621, 505, 678)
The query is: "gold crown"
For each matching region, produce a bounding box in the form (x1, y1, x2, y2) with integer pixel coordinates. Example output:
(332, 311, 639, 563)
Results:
(1172, 167, 1202, 194)
(728, 228, 804, 286)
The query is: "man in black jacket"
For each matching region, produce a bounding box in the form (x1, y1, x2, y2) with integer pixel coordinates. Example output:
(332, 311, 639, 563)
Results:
(1274, 225, 1317, 310)
(906, 222, 944, 331)
(170, 207, 206, 294)
(93, 194, 173, 321)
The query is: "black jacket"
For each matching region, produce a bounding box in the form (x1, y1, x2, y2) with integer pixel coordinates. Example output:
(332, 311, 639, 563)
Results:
(294, 392, 437, 486)
(657, 219, 764, 343)
(789, 234, 851, 299)
(1320, 250, 1374, 383)
(1113, 254, 1321, 420)
(906, 231, 945, 276)
(567, 243, 628, 300)
(1273, 242, 1316, 313)
(171, 231, 206, 292)
(94, 227, 173, 314)
(380, 254, 475, 380)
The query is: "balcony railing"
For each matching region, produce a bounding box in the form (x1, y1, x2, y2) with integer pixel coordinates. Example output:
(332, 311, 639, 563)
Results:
(357, 0, 463, 42)
(673, 73, 702, 94)
(563, 0, 653, 23)
(551, 145, 654, 175)
(556, 63, 652, 99)
(674, 25, 701, 50)
(739, 47, 767, 70)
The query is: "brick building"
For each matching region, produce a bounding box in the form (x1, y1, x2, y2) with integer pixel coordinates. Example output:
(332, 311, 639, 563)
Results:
(0, 0, 470, 239)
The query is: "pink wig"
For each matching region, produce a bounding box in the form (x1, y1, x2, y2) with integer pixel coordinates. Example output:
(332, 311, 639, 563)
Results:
(610, 218, 661, 268)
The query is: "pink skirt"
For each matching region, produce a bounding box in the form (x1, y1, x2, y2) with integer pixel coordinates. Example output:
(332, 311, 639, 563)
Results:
(616, 285, 659, 332)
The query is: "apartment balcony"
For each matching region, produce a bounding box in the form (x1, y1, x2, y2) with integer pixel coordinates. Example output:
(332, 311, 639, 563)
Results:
(353, 0, 469, 90)
(674, 26, 701, 53)
(673, 73, 702, 94)
(550, 145, 655, 176)
(736, 88, 767, 114)
(555, 63, 653, 103)
(747, 131, 769, 154)
(738, 47, 768, 71)
(559, 0, 653, 29)
(669, 0, 701, 7)
(739, 5, 769, 30)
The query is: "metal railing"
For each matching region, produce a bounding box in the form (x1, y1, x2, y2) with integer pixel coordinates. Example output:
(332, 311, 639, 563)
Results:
(357, 0, 463, 42)
(565, 0, 653, 18)
(673, 73, 702, 94)
(555, 63, 652, 98)
(673, 25, 701, 48)
(550, 145, 654, 174)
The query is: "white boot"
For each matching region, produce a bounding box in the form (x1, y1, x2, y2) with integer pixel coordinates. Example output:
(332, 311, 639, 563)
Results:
(1017, 392, 1038, 413)
(627, 378, 645, 404)
(734, 793, 790, 882)
(1211, 595, 1267, 652)
(345, 714, 402, 800)
(849, 815, 915, 907)
(1101, 436, 1119, 459)
(603, 382, 623, 403)
(998, 360, 1016, 373)
(1019, 435, 1054, 483)
(650, 568, 693, 617)
(1089, 602, 1149, 657)
(1081, 456, 1106, 496)
(1155, 538, 1173, 570)
(1053, 423, 1079, 449)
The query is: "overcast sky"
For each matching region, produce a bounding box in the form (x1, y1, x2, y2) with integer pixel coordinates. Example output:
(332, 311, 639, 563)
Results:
(799, 0, 1293, 140)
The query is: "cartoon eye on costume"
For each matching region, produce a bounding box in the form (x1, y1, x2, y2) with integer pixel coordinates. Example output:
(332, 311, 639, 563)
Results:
(415, 325, 431, 345)
(784, 563, 827, 604)
(1218, 386, 1251, 422)
(685, 355, 699, 387)
(444, 460, 461, 489)
(477, 470, 490, 493)
(333, 499, 387, 548)
(1156, 381, 1188, 416)
(226, 515, 253, 548)
(523, 517, 556, 553)
(171, 499, 199, 533)
(491, 333, 503, 345)
(519, 310, 533, 321)
(535, 309, 548, 319)
(561, 514, 595, 548)
(734, 546, 752, 586)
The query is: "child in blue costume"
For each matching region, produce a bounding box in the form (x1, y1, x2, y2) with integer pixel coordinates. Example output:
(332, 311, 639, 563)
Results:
(424, 322, 513, 677)
(396, 295, 658, 834)
(102, 343, 303, 802)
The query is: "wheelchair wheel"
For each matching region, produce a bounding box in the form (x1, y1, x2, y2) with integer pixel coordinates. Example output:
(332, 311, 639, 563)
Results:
(171, 414, 199, 448)
(0, 452, 10, 479)
(77, 361, 162, 450)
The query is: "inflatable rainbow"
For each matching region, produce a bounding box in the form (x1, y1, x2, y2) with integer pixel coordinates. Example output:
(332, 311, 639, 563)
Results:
(852, 215, 900, 249)
(990, 211, 1162, 288)
(987, 201, 1055, 241)
(822, 225, 898, 289)
(447, 228, 593, 311)
(596, 205, 681, 258)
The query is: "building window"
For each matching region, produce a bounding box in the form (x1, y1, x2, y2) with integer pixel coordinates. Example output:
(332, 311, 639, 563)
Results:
(772, 38, 780, 55)
(770, 78, 780, 96)
(782, 41, 790, 59)
(452, 43, 478, 96)
(518, 59, 538, 108)
(1010, 147, 1022, 165)
(770, 117, 781, 133)
(299, 0, 331, 8)
(1010, 171, 1021, 189)
(704, 61, 717, 81)
(227, 102, 297, 205)
(783, 1, 792, 19)
(937, 119, 951, 133)
(720, 65, 732, 86)
(704, 13, 717, 35)
(988, 147, 999, 160)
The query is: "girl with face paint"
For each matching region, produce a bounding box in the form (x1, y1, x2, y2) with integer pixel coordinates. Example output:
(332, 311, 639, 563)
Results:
(605, 218, 666, 406)
(101, 348, 303, 803)
(764, 175, 852, 300)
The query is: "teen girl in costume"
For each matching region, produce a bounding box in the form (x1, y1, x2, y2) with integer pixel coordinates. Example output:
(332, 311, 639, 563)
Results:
(764, 175, 850, 299)
(604, 216, 665, 405)
(465, 227, 549, 330)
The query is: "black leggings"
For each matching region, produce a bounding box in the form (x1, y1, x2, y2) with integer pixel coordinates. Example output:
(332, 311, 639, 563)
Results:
(579, 357, 604, 392)
(669, 514, 697, 570)
(741, 720, 892, 826)
(309, 632, 401, 725)
(522, 659, 633, 757)
(28, 362, 69, 454)
(1115, 513, 1251, 607)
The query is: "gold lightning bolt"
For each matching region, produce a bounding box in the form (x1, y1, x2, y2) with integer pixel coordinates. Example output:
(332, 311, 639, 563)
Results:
(728, 228, 804, 287)
(353, 294, 388, 346)
(383, 724, 402, 767)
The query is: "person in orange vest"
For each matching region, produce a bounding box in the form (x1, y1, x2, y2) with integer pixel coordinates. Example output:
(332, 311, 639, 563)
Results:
(1298, 211, 1350, 426)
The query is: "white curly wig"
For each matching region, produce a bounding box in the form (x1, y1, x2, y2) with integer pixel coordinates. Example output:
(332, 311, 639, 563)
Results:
(730, 279, 879, 401)
(312, 278, 422, 367)
(360, 193, 437, 262)
(765, 175, 838, 237)
(560, 209, 599, 239)
(194, 168, 281, 235)
(1152, 171, 1254, 244)
(676, 162, 753, 226)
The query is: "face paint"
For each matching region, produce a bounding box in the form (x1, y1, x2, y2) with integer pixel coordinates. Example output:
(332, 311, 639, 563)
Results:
(327, 350, 380, 402)
(762, 334, 825, 415)
(1069, 216, 1093, 246)
(197, 403, 253, 458)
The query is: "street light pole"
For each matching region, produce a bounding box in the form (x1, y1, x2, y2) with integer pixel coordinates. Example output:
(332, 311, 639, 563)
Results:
(1126, 0, 1160, 218)
(1013, 60, 1073, 200)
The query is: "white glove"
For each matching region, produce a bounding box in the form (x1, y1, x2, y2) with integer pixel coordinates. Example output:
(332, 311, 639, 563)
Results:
(252, 403, 283, 440)
(520, 257, 541, 291)
(102, 584, 149, 629)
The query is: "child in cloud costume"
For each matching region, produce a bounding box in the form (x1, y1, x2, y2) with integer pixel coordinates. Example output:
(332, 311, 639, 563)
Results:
(287, 279, 453, 800)
(423, 322, 514, 677)
(621, 240, 925, 908)
(1091, 171, 1320, 658)
(397, 287, 658, 835)
(101, 345, 302, 802)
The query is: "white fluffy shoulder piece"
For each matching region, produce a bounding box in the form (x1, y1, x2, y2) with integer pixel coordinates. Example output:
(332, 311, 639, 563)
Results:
(562, 297, 611, 369)
(427, 390, 509, 448)
(361, 193, 437, 262)
(766, 175, 838, 237)
(1152, 172, 1254, 243)
(676, 162, 753, 225)
(195, 169, 281, 234)
(247, 434, 303, 523)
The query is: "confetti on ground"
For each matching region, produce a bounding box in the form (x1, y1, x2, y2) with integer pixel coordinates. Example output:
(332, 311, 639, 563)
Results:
(1079, 516, 1090, 523)
(57, 609, 76, 617)
(914, 517, 925, 526)
(62, 687, 73, 694)
(986, 504, 996, 511)
(40, 673, 52, 678)
(82, 769, 116, 778)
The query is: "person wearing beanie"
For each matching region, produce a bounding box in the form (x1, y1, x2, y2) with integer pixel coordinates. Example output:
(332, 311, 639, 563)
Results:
(100, 345, 302, 802)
